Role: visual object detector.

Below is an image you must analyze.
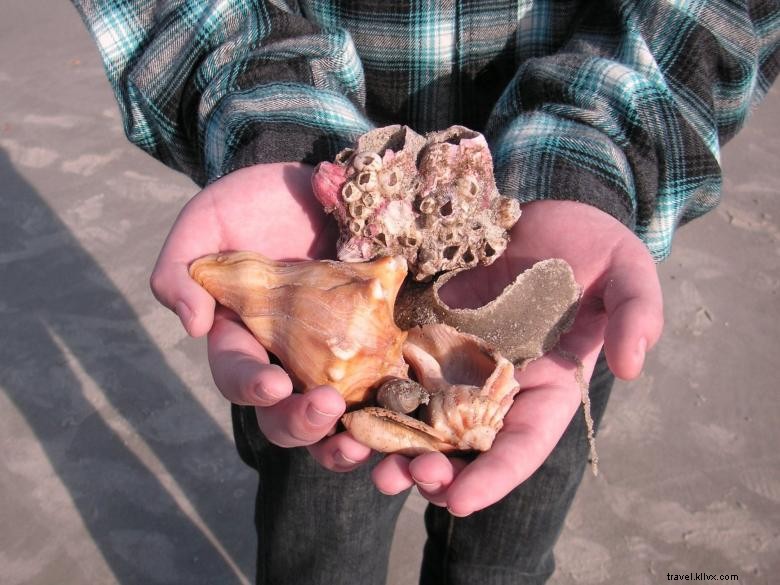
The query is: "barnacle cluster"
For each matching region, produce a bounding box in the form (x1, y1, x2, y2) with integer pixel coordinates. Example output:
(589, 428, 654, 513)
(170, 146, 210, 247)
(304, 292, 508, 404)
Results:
(312, 125, 521, 281)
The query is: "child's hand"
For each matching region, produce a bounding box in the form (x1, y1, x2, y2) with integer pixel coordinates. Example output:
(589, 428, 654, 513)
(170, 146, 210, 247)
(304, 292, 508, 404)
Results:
(370, 200, 664, 515)
(149, 163, 372, 468)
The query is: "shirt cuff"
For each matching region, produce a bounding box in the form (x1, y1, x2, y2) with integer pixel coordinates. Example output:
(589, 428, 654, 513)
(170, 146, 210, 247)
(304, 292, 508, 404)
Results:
(203, 83, 374, 184)
(490, 112, 637, 230)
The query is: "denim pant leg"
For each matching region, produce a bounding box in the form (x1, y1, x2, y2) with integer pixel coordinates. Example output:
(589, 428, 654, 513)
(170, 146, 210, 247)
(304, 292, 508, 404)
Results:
(419, 354, 614, 585)
(232, 405, 409, 585)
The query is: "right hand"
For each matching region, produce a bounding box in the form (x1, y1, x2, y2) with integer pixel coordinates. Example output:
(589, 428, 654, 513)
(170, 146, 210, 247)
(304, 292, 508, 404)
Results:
(150, 163, 374, 470)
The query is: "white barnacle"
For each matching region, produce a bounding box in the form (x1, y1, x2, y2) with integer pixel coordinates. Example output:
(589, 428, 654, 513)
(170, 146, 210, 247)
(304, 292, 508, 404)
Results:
(355, 171, 378, 192)
(481, 237, 505, 261)
(362, 192, 379, 208)
(495, 197, 521, 229)
(352, 151, 382, 172)
(401, 227, 419, 247)
(348, 201, 369, 219)
(457, 175, 481, 199)
(348, 218, 365, 235)
(378, 168, 403, 194)
(419, 196, 437, 214)
(438, 226, 458, 244)
(341, 181, 363, 202)
(438, 198, 458, 225)
(335, 148, 355, 166)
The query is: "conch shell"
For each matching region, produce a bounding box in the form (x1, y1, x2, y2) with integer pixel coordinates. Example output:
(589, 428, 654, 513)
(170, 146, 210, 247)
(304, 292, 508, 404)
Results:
(189, 252, 409, 406)
(342, 323, 520, 455)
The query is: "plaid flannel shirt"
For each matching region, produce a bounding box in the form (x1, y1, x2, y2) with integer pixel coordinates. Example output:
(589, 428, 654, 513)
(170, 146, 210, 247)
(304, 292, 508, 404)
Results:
(73, 0, 779, 260)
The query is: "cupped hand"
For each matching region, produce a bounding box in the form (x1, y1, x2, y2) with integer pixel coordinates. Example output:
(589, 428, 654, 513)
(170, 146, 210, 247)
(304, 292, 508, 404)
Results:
(150, 163, 372, 469)
(370, 200, 664, 515)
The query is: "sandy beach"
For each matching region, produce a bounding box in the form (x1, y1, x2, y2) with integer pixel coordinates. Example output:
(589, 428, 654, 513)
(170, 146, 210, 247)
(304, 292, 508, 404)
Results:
(1, 2, 778, 584)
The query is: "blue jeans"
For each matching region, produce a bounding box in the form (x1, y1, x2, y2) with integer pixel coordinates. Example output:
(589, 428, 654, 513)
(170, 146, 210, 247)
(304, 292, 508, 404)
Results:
(233, 355, 614, 585)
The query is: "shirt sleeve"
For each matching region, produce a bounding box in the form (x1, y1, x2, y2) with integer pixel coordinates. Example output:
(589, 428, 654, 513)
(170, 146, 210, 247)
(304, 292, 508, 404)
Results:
(71, 0, 373, 186)
(487, 0, 779, 260)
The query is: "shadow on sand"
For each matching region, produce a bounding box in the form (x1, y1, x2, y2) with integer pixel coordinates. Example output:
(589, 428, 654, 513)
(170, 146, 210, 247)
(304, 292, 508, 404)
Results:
(0, 148, 254, 584)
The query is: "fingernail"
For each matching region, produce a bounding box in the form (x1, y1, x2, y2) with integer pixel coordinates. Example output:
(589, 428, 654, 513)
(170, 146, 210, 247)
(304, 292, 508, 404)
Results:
(254, 383, 287, 403)
(306, 404, 340, 427)
(175, 301, 193, 329)
(334, 450, 358, 466)
(637, 336, 648, 357)
(416, 480, 442, 492)
(447, 506, 470, 518)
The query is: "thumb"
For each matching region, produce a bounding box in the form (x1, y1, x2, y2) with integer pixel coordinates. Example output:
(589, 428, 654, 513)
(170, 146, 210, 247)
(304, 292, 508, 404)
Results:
(602, 247, 664, 379)
(150, 196, 223, 337)
(150, 257, 216, 337)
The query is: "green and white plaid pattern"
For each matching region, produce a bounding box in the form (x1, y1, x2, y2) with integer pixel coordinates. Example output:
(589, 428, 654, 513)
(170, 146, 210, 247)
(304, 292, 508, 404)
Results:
(73, 0, 779, 260)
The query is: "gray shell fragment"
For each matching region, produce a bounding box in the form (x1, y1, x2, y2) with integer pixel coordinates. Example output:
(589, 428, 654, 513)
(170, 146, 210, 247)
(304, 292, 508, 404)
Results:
(394, 259, 582, 367)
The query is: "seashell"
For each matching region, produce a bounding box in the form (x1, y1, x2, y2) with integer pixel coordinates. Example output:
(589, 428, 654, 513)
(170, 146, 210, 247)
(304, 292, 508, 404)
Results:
(311, 125, 521, 281)
(394, 259, 582, 367)
(342, 323, 521, 454)
(375, 377, 430, 414)
(378, 168, 403, 194)
(189, 252, 409, 406)
(348, 200, 369, 220)
(352, 151, 383, 172)
(456, 175, 480, 199)
(419, 196, 437, 215)
(354, 171, 378, 192)
(403, 324, 520, 452)
(361, 192, 379, 208)
(341, 181, 363, 203)
(348, 218, 365, 235)
(495, 197, 521, 230)
(341, 407, 457, 456)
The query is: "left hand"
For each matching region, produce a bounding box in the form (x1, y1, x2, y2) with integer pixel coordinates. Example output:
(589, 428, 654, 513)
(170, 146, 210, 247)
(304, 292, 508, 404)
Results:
(370, 199, 664, 515)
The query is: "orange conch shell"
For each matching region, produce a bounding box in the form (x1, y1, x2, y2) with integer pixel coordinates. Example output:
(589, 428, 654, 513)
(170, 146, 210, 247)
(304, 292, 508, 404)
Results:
(342, 323, 520, 454)
(189, 252, 409, 406)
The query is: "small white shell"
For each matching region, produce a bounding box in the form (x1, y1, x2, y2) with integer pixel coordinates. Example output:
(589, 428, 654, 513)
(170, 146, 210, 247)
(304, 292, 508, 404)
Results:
(352, 151, 382, 172)
(457, 175, 480, 198)
(419, 196, 436, 214)
(342, 182, 363, 203)
(348, 201, 369, 219)
(378, 168, 403, 194)
(362, 192, 379, 208)
(355, 171, 378, 192)
(348, 218, 365, 234)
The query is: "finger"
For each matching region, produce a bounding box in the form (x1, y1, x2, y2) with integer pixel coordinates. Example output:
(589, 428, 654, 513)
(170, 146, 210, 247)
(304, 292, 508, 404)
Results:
(371, 454, 415, 495)
(445, 375, 581, 517)
(207, 308, 293, 405)
(255, 385, 346, 448)
(409, 452, 467, 507)
(602, 250, 664, 380)
(307, 433, 373, 472)
(150, 197, 223, 337)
